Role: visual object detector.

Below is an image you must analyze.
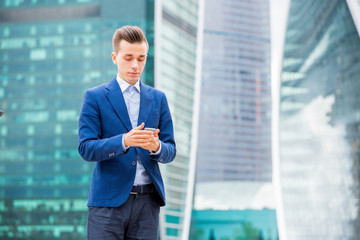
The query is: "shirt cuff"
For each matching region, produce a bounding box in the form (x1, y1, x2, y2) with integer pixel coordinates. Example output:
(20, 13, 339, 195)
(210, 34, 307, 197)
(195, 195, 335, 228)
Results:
(122, 134, 130, 152)
(150, 141, 162, 155)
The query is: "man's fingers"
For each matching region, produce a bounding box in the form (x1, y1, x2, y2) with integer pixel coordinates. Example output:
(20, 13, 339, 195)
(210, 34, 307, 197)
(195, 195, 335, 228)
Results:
(129, 134, 152, 142)
(134, 122, 145, 130)
(127, 125, 159, 150)
(154, 129, 160, 137)
(131, 130, 153, 137)
(136, 142, 152, 149)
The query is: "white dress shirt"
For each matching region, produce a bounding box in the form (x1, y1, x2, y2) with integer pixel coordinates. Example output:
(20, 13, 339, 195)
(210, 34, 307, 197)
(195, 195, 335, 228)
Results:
(116, 75, 161, 185)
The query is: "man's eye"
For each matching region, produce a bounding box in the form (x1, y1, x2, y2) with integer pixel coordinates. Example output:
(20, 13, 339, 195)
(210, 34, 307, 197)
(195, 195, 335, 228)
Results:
(138, 59, 145, 62)
(124, 58, 132, 61)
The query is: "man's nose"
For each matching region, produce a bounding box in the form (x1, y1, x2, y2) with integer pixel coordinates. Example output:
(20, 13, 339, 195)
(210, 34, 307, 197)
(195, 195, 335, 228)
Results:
(131, 59, 139, 68)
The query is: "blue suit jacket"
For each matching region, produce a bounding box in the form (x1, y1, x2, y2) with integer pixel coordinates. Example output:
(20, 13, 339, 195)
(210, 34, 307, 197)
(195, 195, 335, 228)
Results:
(78, 77, 176, 207)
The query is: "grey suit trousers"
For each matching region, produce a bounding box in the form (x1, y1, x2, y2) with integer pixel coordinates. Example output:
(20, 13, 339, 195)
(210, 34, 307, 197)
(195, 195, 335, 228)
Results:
(87, 193, 160, 240)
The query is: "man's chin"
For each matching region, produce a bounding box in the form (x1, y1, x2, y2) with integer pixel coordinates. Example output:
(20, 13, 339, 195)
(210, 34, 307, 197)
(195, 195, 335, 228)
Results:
(124, 77, 138, 85)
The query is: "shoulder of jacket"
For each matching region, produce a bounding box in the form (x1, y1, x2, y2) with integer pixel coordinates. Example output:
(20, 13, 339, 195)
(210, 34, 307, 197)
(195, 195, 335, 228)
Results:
(85, 82, 108, 94)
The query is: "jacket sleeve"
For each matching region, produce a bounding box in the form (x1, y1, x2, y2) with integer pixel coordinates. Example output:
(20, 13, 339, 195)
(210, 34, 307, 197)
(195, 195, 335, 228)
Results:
(78, 90, 128, 162)
(150, 92, 176, 164)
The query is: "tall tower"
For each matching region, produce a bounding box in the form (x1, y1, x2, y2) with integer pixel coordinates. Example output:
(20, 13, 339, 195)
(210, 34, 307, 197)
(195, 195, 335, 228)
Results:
(194, 0, 271, 198)
(189, 0, 273, 238)
(154, 0, 199, 239)
(279, 0, 360, 239)
(0, 1, 154, 239)
(195, 0, 272, 184)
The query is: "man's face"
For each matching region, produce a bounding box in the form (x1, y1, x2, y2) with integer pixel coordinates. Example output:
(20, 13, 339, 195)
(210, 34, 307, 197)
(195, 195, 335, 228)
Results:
(112, 40, 148, 85)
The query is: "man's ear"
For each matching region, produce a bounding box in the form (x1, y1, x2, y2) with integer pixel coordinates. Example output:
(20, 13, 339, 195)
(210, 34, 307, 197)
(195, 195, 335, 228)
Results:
(111, 52, 117, 64)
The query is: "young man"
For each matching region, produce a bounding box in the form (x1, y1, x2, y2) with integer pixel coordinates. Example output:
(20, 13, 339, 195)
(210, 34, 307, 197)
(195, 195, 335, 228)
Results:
(78, 26, 176, 240)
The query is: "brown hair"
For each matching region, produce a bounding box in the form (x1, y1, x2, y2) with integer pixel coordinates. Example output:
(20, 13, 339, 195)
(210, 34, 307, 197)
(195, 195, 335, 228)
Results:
(112, 26, 149, 54)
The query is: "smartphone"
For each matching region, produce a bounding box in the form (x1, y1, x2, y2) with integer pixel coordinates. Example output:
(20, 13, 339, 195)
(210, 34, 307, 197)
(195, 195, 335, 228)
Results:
(144, 127, 156, 133)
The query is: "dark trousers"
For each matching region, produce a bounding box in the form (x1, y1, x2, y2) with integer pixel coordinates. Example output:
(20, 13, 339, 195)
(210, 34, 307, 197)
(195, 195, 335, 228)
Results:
(87, 193, 160, 240)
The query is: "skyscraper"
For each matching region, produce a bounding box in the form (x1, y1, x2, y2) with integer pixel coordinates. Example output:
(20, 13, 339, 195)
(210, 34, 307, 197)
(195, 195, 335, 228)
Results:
(154, 1, 199, 239)
(0, 1, 154, 239)
(195, 0, 272, 184)
(279, 0, 360, 239)
(0, 0, 198, 239)
(190, 0, 273, 235)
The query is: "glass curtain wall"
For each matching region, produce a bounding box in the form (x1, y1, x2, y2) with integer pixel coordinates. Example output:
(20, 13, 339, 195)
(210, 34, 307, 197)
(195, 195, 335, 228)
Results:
(279, 0, 360, 239)
(0, 1, 154, 239)
(155, 0, 198, 239)
(195, 0, 272, 184)
(190, 0, 273, 237)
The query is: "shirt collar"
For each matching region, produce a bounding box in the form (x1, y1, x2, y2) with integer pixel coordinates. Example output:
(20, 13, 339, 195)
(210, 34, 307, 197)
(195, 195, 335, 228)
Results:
(116, 75, 141, 93)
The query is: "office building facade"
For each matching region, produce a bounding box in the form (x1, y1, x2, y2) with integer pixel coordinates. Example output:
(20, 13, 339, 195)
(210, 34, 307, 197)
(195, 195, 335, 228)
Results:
(0, 0, 197, 239)
(195, 0, 272, 184)
(279, 0, 360, 239)
(0, 1, 154, 239)
(190, 209, 278, 240)
(190, 0, 274, 236)
(155, 0, 199, 239)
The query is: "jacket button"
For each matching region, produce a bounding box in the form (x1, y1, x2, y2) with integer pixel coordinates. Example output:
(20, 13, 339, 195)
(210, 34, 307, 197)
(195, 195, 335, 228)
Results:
(132, 161, 136, 166)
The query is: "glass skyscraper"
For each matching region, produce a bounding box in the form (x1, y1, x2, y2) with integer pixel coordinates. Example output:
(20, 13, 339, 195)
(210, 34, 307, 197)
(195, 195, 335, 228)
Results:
(0, 0, 198, 239)
(195, 0, 272, 184)
(0, 1, 154, 239)
(190, 0, 273, 236)
(279, 0, 360, 239)
(196, 0, 272, 184)
(154, 0, 199, 239)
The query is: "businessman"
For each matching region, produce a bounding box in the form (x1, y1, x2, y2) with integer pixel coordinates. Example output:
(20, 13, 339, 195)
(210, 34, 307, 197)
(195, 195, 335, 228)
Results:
(78, 26, 176, 240)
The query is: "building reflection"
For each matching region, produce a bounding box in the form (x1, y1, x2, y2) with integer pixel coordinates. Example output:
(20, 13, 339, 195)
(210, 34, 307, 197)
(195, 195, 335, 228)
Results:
(0, 0, 155, 239)
(279, 0, 360, 239)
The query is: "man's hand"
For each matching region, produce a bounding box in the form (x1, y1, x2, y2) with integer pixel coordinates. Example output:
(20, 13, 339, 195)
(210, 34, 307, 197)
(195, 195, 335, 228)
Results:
(124, 123, 160, 152)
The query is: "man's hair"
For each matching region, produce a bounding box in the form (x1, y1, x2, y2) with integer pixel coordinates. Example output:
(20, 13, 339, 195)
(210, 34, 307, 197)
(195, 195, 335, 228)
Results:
(112, 26, 149, 54)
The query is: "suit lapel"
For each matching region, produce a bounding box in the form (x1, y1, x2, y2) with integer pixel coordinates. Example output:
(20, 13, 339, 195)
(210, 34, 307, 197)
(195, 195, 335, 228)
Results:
(138, 82, 154, 126)
(105, 78, 132, 131)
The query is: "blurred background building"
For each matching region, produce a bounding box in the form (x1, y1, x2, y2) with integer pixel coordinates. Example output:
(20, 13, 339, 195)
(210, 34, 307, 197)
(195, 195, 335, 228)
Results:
(190, 182, 277, 240)
(0, 0, 154, 239)
(278, 0, 360, 239)
(190, 0, 276, 239)
(154, 0, 198, 239)
(195, 0, 272, 184)
(190, 209, 277, 240)
(0, 0, 197, 239)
